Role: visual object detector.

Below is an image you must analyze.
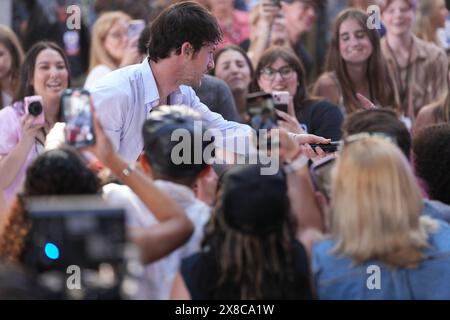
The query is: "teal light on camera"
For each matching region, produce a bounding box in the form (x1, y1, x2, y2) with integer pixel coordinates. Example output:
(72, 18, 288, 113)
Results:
(44, 242, 60, 260)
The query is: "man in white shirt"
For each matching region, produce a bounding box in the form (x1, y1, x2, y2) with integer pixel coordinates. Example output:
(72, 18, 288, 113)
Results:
(103, 105, 214, 299)
(90, 1, 250, 161)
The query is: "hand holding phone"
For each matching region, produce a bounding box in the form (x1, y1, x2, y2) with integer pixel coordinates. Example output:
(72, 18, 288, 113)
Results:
(128, 19, 145, 39)
(272, 91, 289, 114)
(24, 95, 45, 126)
(61, 88, 96, 148)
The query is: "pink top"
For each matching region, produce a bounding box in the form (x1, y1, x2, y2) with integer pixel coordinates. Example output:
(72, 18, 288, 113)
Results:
(218, 10, 250, 48)
(0, 103, 39, 205)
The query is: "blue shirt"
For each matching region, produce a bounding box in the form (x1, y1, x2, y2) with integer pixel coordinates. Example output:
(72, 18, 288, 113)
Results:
(313, 220, 450, 299)
(90, 59, 250, 161)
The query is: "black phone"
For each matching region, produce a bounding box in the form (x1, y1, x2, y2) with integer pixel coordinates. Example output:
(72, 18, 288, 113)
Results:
(61, 88, 96, 148)
(246, 91, 278, 130)
(309, 141, 342, 153)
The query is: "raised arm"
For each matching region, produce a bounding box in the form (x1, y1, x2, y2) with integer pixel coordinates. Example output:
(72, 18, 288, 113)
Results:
(91, 112, 194, 264)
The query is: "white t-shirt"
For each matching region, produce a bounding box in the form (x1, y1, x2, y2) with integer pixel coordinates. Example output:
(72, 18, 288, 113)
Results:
(102, 181, 211, 299)
(84, 64, 113, 89)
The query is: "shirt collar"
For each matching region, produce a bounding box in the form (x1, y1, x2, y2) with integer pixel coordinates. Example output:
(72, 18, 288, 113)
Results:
(141, 58, 160, 106)
(141, 57, 183, 106)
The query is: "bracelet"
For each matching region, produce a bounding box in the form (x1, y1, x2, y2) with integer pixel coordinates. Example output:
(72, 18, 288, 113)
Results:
(122, 162, 136, 178)
(284, 154, 308, 174)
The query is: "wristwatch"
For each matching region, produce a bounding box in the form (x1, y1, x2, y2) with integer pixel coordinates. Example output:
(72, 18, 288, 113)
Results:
(122, 162, 136, 177)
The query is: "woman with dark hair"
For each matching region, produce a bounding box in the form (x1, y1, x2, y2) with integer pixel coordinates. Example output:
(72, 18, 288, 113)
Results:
(0, 41, 70, 211)
(255, 46, 343, 141)
(0, 146, 100, 264)
(313, 9, 399, 115)
(171, 164, 313, 300)
(212, 45, 254, 122)
(0, 26, 24, 109)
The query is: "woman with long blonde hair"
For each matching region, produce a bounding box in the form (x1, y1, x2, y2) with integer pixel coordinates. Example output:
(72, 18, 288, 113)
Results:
(84, 11, 141, 88)
(313, 136, 450, 299)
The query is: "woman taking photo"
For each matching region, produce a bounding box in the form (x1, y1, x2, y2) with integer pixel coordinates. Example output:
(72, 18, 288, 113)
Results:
(255, 46, 343, 141)
(84, 11, 141, 88)
(0, 41, 70, 210)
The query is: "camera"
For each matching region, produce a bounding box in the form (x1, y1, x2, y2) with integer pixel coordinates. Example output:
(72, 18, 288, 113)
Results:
(24, 95, 45, 125)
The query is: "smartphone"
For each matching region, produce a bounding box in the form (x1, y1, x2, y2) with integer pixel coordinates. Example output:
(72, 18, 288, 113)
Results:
(128, 19, 145, 39)
(272, 91, 289, 114)
(24, 95, 45, 126)
(61, 88, 95, 148)
(309, 155, 336, 200)
(246, 91, 278, 130)
(309, 141, 342, 153)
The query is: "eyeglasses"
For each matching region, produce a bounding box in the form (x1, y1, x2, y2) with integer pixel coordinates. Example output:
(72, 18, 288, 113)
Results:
(260, 66, 295, 81)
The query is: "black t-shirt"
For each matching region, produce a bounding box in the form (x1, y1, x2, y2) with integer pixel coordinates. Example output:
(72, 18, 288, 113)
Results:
(180, 240, 313, 300)
(295, 100, 343, 141)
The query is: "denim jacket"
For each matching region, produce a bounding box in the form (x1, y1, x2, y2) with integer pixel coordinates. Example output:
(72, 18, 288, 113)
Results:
(313, 220, 450, 299)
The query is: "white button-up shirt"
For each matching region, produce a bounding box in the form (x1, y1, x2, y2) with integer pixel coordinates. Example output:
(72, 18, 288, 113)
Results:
(90, 59, 251, 161)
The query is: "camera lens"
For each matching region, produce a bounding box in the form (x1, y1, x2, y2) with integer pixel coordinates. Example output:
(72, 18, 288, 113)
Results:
(28, 101, 43, 116)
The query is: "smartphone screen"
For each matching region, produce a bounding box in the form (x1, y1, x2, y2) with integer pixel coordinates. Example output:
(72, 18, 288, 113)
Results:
(62, 89, 95, 148)
(246, 92, 277, 130)
(128, 19, 145, 38)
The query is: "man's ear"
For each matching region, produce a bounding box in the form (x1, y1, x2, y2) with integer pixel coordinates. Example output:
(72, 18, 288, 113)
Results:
(139, 152, 153, 177)
(180, 42, 193, 57)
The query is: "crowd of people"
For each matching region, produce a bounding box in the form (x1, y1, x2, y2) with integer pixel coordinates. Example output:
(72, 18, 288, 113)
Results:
(0, 0, 450, 300)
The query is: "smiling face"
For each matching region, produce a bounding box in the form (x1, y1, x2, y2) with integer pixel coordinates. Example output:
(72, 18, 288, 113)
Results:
(339, 18, 373, 65)
(214, 49, 251, 92)
(257, 57, 298, 97)
(31, 48, 69, 106)
(382, 0, 415, 37)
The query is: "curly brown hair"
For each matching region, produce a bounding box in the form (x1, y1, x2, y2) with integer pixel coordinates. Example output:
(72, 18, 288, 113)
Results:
(0, 147, 100, 264)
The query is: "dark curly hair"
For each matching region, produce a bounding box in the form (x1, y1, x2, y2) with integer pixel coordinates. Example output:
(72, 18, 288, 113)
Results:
(413, 124, 450, 205)
(0, 147, 100, 264)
